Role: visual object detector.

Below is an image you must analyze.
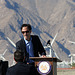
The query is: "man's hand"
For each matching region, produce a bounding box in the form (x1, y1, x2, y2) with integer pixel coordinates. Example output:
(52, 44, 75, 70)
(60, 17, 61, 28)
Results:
(41, 55, 46, 57)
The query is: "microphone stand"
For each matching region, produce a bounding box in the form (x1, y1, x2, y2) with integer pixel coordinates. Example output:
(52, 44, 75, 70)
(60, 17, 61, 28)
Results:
(49, 43, 54, 57)
(45, 40, 55, 57)
(46, 43, 54, 57)
(49, 44, 59, 58)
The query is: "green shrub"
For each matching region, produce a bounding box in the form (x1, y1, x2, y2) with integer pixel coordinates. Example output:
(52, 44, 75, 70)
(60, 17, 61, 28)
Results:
(72, 63, 75, 67)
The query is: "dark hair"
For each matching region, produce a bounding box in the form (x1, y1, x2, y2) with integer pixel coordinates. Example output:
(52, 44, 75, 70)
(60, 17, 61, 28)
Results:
(14, 50, 24, 62)
(21, 24, 32, 31)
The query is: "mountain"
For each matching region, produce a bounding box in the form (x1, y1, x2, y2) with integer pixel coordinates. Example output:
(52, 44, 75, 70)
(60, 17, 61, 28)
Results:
(0, 0, 75, 66)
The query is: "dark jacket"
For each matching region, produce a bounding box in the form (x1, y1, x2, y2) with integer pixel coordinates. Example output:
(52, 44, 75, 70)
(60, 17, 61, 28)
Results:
(16, 35, 46, 57)
(6, 62, 36, 75)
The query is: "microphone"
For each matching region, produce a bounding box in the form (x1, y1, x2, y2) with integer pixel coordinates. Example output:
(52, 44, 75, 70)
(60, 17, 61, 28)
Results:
(46, 40, 50, 46)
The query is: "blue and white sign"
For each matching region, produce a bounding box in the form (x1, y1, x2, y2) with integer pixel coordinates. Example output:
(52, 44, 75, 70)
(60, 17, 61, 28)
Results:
(37, 61, 51, 75)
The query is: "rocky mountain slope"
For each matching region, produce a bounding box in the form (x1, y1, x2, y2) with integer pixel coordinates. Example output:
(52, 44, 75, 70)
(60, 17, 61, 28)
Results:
(0, 0, 75, 65)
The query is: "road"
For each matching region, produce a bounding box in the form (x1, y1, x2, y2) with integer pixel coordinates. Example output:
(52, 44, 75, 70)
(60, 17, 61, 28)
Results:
(57, 69, 75, 75)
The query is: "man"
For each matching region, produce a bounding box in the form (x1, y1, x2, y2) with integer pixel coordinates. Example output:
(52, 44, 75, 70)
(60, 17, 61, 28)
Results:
(6, 50, 36, 75)
(16, 24, 46, 64)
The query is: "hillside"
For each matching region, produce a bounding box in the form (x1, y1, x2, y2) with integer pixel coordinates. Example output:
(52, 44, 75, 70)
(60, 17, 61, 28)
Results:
(0, 0, 75, 65)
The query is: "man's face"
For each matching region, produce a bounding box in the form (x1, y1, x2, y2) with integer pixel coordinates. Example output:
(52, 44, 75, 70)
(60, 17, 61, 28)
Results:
(21, 26, 31, 41)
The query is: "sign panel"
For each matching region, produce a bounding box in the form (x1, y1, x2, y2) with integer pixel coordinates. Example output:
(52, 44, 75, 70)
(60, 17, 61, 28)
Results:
(37, 61, 51, 75)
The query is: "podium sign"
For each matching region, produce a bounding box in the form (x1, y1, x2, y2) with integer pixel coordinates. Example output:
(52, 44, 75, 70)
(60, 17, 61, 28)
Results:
(30, 57, 61, 75)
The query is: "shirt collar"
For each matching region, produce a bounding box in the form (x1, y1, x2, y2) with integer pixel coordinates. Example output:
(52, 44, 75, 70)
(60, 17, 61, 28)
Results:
(24, 37, 32, 44)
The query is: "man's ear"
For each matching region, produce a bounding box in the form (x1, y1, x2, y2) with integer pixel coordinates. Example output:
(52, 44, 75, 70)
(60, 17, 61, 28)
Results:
(23, 56, 25, 62)
(30, 30, 32, 33)
(14, 58, 15, 61)
(14, 58, 17, 63)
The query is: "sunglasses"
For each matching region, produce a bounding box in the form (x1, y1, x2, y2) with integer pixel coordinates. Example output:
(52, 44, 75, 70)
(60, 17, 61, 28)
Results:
(22, 31, 29, 34)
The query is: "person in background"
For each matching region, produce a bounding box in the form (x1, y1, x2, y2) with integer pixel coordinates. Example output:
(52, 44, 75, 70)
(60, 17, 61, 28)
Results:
(6, 50, 36, 75)
(16, 24, 46, 65)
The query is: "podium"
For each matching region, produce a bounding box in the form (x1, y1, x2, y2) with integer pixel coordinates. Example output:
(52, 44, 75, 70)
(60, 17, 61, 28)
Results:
(30, 57, 61, 75)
